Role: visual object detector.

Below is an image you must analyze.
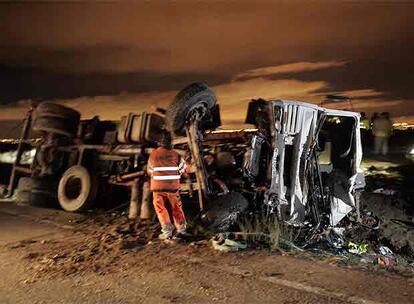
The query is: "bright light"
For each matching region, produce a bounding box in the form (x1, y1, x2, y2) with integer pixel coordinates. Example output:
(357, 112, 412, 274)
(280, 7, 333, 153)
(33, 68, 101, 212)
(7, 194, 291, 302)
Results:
(410, 147, 414, 155)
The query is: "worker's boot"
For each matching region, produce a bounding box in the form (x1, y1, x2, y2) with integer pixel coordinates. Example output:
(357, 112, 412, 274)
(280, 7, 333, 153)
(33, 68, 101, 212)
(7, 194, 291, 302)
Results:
(158, 223, 173, 240)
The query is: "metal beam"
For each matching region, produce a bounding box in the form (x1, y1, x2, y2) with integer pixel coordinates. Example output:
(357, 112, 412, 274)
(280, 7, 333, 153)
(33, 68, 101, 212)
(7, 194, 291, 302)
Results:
(6, 106, 34, 197)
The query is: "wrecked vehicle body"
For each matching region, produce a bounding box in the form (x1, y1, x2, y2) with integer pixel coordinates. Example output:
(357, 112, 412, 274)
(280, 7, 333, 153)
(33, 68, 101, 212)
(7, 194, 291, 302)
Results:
(4, 83, 365, 240)
(162, 84, 366, 235)
(189, 97, 365, 235)
(262, 101, 365, 228)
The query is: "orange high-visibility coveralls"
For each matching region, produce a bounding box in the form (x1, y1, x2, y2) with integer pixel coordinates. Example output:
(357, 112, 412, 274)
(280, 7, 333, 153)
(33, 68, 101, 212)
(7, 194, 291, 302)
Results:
(147, 147, 187, 233)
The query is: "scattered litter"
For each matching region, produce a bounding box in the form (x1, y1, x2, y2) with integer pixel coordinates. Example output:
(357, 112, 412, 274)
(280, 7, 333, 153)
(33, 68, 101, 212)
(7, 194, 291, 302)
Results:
(373, 188, 397, 196)
(377, 255, 396, 268)
(211, 233, 247, 252)
(332, 227, 345, 237)
(376, 246, 397, 268)
(360, 211, 380, 230)
(379, 246, 394, 256)
(348, 242, 368, 255)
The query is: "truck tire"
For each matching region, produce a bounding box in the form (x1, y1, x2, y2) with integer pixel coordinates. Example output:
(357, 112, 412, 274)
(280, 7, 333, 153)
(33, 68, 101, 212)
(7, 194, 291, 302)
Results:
(17, 177, 31, 192)
(32, 116, 79, 137)
(31, 192, 56, 207)
(16, 177, 31, 205)
(202, 192, 249, 231)
(31, 176, 57, 193)
(35, 102, 80, 121)
(30, 177, 58, 207)
(17, 191, 31, 205)
(58, 165, 97, 212)
(166, 82, 217, 136)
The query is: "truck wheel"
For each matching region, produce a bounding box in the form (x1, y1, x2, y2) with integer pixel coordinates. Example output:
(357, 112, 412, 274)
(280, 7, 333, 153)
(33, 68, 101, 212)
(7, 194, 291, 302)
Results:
(17, 177, 31, 192)
(30, 177, 58, 207)
(31, 192, 57, 207)
(16, 177, 31, 205)
(32, 116, 79, 137)
(58, 165, 97, 212)
(202, 192, 249, 231)
(35, 102, 80, 121)
(166, 82, 217, 136)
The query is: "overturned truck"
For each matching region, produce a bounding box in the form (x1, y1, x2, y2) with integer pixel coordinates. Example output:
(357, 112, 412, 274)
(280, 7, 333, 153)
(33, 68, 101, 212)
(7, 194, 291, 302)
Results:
(9, 83, 365, 237)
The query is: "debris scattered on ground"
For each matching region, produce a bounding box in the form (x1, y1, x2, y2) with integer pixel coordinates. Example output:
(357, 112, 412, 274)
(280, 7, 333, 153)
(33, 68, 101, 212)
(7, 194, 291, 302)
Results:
(373, 188, 397, 196)
(12, 212, 161, 279)
(379, 245, 394, 256)
(211, 233, 247, 252)
(348, 242, 368, 255)
(376, 246, 397, 268)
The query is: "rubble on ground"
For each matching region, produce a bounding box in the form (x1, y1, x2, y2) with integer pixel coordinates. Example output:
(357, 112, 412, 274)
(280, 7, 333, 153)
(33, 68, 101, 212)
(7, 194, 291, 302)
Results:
(9, 212, 159, 279)
(363, 164, 414, 258)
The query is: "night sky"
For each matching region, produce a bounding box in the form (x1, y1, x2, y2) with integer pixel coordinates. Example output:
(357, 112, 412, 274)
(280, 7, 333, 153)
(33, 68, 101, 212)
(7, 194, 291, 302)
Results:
(0, 1, 413, 124)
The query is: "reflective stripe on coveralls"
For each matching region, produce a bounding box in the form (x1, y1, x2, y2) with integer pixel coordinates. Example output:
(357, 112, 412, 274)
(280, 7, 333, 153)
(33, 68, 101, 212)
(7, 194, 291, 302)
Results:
(147, 147, 187, 191)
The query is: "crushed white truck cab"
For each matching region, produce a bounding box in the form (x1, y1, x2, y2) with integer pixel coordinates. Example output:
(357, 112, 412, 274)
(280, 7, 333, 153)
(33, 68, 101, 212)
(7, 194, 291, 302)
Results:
(264, 101, 364, 227)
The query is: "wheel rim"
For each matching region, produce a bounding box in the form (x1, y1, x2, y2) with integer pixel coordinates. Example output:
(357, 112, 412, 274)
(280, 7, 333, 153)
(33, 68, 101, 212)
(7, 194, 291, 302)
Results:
(65, 176, 82, 201)
(186, 101, 209, 122)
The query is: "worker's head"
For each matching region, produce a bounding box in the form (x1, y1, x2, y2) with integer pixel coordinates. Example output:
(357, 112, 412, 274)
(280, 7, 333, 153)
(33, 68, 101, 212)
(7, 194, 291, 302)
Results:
(160, 131, 172, 149)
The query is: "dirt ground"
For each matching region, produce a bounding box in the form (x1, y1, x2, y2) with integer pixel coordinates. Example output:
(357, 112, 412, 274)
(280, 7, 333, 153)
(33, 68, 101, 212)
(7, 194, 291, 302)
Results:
(0, 201, 413, 304)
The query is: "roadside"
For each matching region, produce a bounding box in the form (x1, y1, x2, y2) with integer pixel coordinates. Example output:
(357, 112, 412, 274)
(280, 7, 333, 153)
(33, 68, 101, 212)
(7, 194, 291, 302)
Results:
(0, 202, 413, 304)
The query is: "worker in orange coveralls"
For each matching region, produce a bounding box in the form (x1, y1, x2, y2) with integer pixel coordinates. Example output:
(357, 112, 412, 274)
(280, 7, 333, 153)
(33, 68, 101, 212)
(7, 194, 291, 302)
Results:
(147, 132, 188, 240)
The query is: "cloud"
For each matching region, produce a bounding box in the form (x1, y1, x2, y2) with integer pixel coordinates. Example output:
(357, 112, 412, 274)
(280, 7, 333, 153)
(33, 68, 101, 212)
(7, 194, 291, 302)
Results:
(0, 76, 328, 124)
(234, 61, 347, 80)
(0, 60, 412, 126)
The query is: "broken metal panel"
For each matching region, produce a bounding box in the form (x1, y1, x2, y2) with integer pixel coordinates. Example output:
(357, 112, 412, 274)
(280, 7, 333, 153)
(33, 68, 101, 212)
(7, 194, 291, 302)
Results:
(266, 121, 287, 210)
(330, 173, 355, 226)
(267, 100, 321, 223)
(244, 133, 266, 181)
(288, 107, 319, 223)
(350, 114, 364, 191)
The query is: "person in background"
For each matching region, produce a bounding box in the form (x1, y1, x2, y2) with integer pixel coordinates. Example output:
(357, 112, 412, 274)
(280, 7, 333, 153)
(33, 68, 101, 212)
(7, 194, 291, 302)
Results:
(359, 112, 370, 153)
(372, 112, 393, 156)
(360, 112, 370, 130)
(147, 132, 188, 240)
(370, 112, 379, 129)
